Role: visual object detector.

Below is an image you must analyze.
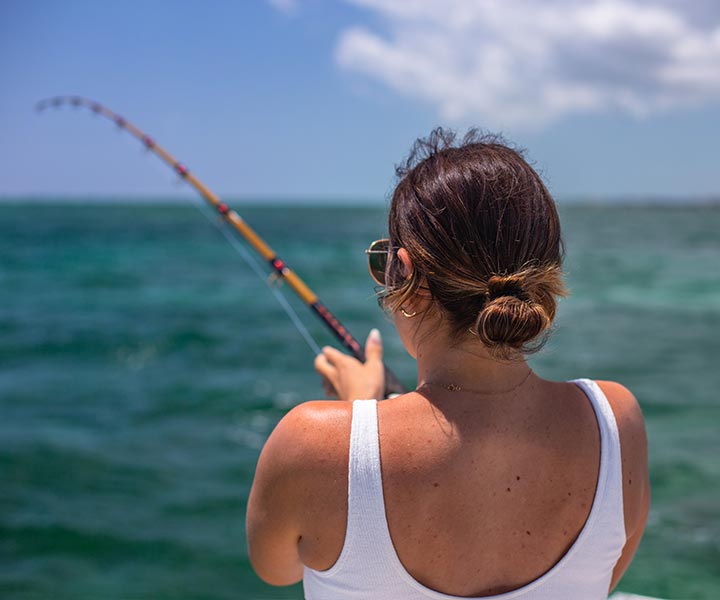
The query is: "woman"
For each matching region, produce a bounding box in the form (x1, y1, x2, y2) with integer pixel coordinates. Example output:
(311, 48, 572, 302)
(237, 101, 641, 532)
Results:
(246, 129, 650, 599)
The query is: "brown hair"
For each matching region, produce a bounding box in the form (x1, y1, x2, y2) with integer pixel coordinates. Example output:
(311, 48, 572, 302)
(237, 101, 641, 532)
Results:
(383, 128, 567, 358)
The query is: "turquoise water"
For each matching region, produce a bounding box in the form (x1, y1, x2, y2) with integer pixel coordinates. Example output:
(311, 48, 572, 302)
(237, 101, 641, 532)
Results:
(1, 201, 718, 599)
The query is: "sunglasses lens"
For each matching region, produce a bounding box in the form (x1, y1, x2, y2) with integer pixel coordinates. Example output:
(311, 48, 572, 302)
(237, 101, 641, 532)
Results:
(367, 239, 389, 286)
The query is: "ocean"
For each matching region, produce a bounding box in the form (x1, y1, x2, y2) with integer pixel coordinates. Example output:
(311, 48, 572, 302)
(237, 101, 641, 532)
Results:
(0, 200, 718, 599)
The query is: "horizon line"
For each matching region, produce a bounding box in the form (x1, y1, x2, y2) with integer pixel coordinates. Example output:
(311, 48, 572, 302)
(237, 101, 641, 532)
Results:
(1, 193, 719, 207)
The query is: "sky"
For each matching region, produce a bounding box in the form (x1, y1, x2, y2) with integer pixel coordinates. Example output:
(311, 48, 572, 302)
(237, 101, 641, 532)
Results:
(1, 0, 719, 202)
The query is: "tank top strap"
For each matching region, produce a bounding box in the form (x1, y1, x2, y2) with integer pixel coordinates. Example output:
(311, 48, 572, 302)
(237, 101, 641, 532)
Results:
(570, 378, 623, 484)
(568, 379, 626, 554)
(321, 399, 397, 577)
(347, 399, 394, 540)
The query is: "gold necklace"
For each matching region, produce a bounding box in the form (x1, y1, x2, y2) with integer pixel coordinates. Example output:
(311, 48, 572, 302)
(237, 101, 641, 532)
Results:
(418, 369, 533, 395)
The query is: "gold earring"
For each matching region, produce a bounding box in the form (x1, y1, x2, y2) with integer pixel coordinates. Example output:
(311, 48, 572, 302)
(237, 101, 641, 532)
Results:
(400, 307, 418, 318)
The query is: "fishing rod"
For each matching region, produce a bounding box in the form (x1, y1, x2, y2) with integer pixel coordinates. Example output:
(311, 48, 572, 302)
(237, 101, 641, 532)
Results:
(37, 95, 406, 396)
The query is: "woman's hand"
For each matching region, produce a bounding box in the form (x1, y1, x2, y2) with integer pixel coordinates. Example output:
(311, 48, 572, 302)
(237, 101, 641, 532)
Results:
(314, 329, 385, 401)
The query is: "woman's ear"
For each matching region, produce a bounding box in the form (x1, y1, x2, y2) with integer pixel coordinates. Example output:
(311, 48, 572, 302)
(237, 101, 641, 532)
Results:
(397, 248, 413, 279)
(397, 248, 431, 297)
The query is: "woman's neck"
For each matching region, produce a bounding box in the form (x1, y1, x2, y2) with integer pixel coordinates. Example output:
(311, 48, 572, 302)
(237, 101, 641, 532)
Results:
(415, 334, 532, 395)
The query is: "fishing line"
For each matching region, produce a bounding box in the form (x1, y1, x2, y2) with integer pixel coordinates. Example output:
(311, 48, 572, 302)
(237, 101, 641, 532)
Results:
(191, 198, 322, 355)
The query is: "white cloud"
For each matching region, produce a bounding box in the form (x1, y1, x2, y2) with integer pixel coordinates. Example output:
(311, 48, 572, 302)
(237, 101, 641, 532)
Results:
(335, 0, 720, 128)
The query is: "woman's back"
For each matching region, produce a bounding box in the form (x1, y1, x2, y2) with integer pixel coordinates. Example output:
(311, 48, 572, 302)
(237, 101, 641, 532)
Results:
(377, 379, 603, 596)
(299, 377, 646, 599)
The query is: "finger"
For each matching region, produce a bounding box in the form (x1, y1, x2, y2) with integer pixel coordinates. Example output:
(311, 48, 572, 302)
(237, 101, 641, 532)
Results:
(364, 328, 383, 363)
(314, 353, 337, 381)
(315, 355, 340, 396)
(322, 345, 353, 366)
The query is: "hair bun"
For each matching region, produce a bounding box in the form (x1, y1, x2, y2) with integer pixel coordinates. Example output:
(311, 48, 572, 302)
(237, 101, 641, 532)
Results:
(472, 271, 555, 356)
(473, 295, 550, 355)
(486, 274, 529, 301)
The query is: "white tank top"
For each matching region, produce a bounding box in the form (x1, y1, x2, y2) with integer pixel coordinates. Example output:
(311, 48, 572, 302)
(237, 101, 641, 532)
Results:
(303, 379, 626, 600)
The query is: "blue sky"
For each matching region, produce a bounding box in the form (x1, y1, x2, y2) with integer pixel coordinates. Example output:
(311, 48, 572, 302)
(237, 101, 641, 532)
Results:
(1, 0, 718, 202)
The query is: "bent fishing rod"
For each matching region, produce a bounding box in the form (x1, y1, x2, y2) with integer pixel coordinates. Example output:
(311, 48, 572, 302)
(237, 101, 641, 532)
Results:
(37, 95, 406, 396)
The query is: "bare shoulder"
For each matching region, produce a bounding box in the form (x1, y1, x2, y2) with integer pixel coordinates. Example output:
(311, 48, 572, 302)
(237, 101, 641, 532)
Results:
(595, 381, 645, 428)
(247, 401, 352, 546)
(246, 402, 352, 585)
(595, 381, 648, 474)
(595, 381, 647, 465)
(261, 400, 353, 473)
(595, 381, 650, 533)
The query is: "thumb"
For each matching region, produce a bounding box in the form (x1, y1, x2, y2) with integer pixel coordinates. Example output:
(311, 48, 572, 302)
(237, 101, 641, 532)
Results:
(365, 328, 383, 363)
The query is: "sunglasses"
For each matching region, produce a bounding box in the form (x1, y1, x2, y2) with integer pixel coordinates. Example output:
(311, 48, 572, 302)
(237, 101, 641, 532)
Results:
(365, 238, 391, 286)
